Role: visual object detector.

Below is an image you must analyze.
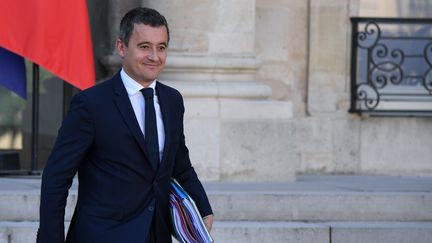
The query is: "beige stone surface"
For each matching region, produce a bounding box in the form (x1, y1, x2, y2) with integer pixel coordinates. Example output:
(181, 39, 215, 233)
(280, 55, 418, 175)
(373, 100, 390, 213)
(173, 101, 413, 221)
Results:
(184, 119, 220, 181)
(360, 118, 432, 175)
(301, 152, 334, 173)
(332, 118, 361, 173)
(220, 100, 293, 120)
(9, 225, 37, 243)
(209, 0, 255, 54)
(183, 98, 219, 119)
(0, 227, 6, 243)
(143, 0, 256, 55)
(307, 72, 346, 114)
(256, 0, 308, 113)
(212, 222, 329, 243)
(294, 118, 333, 154)
(307, 0, 352, 115)
(142, 0, 216, 52)
(220, 120, 295, 181)
(106, 0, 432, 178)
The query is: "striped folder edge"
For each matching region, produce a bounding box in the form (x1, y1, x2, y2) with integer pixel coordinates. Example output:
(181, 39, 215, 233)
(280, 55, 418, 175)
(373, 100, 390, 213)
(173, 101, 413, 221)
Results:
(169, 179, 214, 243)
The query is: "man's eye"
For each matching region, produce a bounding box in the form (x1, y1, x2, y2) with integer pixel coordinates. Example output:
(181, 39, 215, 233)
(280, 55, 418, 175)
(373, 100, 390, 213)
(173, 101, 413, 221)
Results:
(139, 45, 149, 49)
(158, 46, 166, 51)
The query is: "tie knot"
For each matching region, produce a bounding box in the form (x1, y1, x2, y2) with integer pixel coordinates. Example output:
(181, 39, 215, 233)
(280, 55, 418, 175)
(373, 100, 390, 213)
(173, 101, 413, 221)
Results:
(141, 88, 154, 100)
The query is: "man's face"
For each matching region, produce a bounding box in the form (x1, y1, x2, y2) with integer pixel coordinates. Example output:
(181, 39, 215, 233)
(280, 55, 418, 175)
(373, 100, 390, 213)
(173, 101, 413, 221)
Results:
(116, 24, 168, 87)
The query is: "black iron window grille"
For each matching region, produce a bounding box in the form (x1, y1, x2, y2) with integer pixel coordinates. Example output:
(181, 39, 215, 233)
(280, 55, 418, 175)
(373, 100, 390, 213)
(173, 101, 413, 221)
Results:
(350, 17, 432, 116)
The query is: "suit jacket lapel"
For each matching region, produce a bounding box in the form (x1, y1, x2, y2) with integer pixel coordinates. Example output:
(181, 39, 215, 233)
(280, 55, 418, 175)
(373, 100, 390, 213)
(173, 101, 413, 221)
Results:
(112, 73, 158, 171)
(156, 82, 171, 166)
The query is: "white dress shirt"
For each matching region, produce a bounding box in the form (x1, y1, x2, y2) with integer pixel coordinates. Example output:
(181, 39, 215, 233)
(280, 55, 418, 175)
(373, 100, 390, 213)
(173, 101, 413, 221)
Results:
(120, 68, 165, 161)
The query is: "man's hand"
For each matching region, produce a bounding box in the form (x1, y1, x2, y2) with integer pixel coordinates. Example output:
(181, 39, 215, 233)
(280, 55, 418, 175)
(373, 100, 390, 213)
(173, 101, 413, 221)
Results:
(203, 214, 214, 232)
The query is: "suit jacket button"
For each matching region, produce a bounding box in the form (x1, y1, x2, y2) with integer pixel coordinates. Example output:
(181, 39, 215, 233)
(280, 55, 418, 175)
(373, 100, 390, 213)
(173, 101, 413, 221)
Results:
(148, 206, 154, 211)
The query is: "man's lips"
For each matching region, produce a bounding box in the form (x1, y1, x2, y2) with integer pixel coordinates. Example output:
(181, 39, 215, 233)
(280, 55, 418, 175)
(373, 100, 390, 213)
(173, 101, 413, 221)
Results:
(143, 63, 159, 68)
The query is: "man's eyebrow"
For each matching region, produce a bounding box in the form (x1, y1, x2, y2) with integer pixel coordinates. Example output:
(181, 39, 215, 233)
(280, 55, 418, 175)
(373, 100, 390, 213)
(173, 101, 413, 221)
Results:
(136, 41, 150, 46)
(136, 41, 167, 46)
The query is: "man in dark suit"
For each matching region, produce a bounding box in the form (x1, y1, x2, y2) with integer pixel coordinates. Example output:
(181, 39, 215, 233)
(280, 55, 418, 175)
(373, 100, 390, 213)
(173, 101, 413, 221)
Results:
(37, 7, 213, 243)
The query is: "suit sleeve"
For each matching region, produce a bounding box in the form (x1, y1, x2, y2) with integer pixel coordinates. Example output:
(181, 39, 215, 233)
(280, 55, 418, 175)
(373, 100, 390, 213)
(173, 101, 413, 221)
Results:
(172, 95, 213, 218)
(37, 92, 94, 243)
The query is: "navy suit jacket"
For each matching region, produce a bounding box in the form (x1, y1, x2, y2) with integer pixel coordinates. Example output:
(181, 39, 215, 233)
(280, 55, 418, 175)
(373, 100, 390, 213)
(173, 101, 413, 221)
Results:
(37, 72, 212, 243)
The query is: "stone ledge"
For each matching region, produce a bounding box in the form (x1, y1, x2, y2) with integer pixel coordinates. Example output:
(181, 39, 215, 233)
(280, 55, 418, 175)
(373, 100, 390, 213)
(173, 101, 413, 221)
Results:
(1, 221, 431, 243)
(1, 191, 430, 222)
(212, 221, 329, 243)
(101, 53, 262, 72)
(328, 221, 432, 243)
(1, 176, 430, 221)
(182, 99, 293, 119)
(163, 80, 272, 99)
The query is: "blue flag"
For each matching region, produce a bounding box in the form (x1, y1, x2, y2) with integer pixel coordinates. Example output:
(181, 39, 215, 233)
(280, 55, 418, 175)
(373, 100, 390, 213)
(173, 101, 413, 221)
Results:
(0, 47, 27, 99)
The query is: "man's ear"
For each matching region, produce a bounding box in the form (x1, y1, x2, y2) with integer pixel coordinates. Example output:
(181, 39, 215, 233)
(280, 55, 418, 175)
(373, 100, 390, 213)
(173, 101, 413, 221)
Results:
(116, 38, 126, 58)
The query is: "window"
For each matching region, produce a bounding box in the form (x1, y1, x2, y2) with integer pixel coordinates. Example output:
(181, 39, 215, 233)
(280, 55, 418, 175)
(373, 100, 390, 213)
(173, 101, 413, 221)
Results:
(350, 18, 432, 116)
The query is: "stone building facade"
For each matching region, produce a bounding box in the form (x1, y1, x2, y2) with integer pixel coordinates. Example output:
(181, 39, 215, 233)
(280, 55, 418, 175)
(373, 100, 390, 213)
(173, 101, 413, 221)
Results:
(87, 0, 432, 181)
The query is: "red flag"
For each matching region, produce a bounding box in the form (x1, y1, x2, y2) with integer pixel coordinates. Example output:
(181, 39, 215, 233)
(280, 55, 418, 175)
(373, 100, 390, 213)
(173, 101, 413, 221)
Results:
(0, 0, 95, 90)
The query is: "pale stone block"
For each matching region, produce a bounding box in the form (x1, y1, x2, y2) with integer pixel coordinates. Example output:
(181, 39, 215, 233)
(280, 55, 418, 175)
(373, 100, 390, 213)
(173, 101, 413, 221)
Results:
(308, 0, 351, 115)
(309, 0, 350, 73)
(300, 152, 334, 173)
(255, 0, 308, 114)
(294, 118, 333, 154)
(332, 118, 361, 173)
(169, 32, 209, 53)
(258, 62, 295, 85)
(163, 80, 271, 100)
(212, 221, 329, 243)
(360, 118, 432, 175)
(8, 222, 38, 243)
(208, 32, 255, 54)
(220, 120, 295, 181)
(142, 0, 217, 52)
(220, 100, 293, 120)
(209, 190, 432, 221)
(214, 0, 255, 32)
(161, 80, 219, 96)
(0, 194, 39, 221)
(0, 192, 76, 222)
(183, 98, 219, 119)
(217, 81, 272, 99)
(256, 0, 308, 61)
(0, 227, 7, 243)
(164, 53, 262, 70)
(330, 222, 432, 243)
(307, 72, 344, 114)
(184, 119, 220, 181)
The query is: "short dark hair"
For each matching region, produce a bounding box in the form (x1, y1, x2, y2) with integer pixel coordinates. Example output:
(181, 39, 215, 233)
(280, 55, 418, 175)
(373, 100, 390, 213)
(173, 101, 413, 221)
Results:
(119, 7, 170, 46)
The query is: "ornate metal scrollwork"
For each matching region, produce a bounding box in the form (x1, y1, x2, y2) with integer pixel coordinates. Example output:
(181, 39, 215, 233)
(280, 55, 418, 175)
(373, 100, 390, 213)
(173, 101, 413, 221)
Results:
(356, 83, 379, 110)
(357, 22, 380, 49)
(423, 42, 432, 92)
(370, 44, 404, 88)
(351, 18, 432, 115)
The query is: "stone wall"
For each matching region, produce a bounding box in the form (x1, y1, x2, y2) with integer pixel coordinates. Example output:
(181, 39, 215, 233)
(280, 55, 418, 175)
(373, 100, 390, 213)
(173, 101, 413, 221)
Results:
(93, 0, 432, 180)
(300, 0, 432, 175)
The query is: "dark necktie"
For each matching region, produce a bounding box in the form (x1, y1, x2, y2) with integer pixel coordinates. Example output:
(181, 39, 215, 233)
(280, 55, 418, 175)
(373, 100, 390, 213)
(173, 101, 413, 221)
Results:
(141, 88, 159, 166)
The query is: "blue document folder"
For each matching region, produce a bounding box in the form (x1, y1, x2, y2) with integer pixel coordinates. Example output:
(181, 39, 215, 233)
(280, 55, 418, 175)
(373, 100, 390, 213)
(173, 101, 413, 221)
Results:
(169, 179, 214, 243)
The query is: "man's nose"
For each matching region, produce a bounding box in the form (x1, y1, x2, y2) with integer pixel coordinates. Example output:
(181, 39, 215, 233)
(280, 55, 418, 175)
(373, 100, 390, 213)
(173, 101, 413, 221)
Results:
(147, 50, 157, 61)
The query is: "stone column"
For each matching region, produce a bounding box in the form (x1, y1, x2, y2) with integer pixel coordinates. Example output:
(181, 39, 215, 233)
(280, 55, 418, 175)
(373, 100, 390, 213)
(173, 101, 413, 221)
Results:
(102, 0, 295, 181)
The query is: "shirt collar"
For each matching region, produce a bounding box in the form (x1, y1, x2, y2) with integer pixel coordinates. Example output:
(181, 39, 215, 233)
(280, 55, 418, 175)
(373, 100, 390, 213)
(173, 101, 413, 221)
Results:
(120, 68, 157, 96)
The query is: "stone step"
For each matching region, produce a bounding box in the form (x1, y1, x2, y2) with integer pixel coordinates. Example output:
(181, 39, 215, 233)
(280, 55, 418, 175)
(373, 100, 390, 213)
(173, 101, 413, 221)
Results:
(0, 175, 431, 222)
(1, 191, 430, 222)
(1, 221, 431, 243)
